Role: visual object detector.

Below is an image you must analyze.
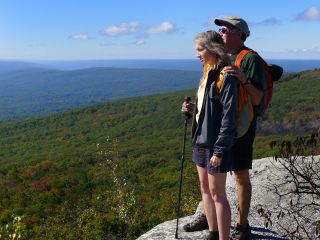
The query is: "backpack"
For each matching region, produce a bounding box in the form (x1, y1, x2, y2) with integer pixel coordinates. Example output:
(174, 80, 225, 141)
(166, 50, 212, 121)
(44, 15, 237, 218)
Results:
(216, 69, 254, 138)
(235, 49, 284, 116)
(216, 50, 283, 138)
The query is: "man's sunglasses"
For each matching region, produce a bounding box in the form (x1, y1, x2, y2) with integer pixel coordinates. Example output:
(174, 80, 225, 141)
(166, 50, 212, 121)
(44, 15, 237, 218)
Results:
(218, 26, 239, 34)
(218, 27, 230, 34)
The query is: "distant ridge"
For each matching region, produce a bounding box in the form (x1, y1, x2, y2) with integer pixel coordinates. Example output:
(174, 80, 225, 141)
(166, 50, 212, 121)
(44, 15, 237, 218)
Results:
(1, 59, 320, 72)
(0, 64, 319, 123)
(30, 59, 320, 72)
(0, 60, 49, 73)
(0, 66, 199, 121)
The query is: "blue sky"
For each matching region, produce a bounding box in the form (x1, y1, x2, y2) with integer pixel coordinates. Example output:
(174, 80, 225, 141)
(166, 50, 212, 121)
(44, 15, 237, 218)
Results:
(1, 0, 320, 60)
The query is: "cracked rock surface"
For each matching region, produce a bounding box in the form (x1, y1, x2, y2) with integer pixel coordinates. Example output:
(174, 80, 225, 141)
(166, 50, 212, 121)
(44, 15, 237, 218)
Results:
(137, 156, 320, 240)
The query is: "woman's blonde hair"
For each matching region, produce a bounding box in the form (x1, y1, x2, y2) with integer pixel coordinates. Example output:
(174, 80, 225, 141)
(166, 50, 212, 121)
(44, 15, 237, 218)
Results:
(194, 30, 230, 67)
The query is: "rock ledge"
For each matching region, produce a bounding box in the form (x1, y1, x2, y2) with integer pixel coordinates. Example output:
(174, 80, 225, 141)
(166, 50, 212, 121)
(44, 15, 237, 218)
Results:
(137, 156, 320, 240)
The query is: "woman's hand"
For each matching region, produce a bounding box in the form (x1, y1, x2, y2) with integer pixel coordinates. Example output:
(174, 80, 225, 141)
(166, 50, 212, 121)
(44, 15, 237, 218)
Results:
(210, 155, 222, 167)
(181, 102, 195, 113)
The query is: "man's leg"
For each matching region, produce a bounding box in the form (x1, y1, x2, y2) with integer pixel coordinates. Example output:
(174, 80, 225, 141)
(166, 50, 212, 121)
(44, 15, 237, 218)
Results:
(231, 121, 256, 239)
(233, 169, 251, 226)
(231, 169, 252, 240)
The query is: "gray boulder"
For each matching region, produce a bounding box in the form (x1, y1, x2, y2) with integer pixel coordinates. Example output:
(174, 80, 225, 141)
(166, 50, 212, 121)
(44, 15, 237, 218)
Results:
(137, 156, 320, 240)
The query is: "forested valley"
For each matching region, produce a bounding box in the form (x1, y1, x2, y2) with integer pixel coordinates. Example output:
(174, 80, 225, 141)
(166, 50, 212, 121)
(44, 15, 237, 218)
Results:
(0, 69, 319, 239)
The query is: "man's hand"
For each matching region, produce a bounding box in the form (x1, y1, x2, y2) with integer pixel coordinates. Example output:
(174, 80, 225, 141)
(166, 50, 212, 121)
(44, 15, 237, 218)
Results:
(223, 65, 247, 84)
(223, 65, 263, 106)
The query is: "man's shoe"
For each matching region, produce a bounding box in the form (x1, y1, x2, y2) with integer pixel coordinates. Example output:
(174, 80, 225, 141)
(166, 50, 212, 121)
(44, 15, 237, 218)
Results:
(231, 223, 251, 240)
(183, 213, 208, 232)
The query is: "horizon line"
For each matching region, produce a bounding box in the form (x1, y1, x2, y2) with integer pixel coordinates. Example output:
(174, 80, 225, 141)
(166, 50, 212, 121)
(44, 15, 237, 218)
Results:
(1, 58, 320, 62)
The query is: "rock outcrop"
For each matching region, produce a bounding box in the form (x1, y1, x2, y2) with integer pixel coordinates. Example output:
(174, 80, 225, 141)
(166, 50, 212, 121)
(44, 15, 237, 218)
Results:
(137, 156, 320, 240)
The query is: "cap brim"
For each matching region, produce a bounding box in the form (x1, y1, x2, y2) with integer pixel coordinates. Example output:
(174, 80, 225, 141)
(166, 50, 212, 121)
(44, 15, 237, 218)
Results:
(214, 19, 231, 27)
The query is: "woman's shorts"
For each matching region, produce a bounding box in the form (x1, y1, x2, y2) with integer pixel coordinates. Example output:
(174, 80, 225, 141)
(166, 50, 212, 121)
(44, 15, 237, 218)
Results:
(192, 147, 232, 174)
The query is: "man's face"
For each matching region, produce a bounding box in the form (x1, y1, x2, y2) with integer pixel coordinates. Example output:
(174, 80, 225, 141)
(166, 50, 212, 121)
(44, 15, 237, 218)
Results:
(218, 25, 242, 46)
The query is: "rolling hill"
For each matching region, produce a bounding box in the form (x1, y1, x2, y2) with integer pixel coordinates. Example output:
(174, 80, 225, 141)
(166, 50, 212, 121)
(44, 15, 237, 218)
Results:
(0, 69, 319, 239)
(0, 66, 199, 121)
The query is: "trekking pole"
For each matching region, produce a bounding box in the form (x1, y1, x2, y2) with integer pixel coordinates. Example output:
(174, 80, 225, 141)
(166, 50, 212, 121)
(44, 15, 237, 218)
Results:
(175, 96, 192, 239)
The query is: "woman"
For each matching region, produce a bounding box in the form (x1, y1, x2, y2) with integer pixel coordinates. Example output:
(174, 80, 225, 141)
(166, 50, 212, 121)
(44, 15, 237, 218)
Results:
(182, 30, 238, 240)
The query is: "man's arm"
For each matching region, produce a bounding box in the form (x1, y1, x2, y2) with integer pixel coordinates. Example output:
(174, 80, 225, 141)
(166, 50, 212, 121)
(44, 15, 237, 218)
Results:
(241, 80, 263, 106)
(223, 64, 263, 106)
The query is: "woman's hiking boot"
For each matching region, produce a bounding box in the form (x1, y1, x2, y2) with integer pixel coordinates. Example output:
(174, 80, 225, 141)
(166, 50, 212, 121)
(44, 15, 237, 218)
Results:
(231, 223, 251, 240)
(208, 230, 219, 240)
(183, 213, 208, 232)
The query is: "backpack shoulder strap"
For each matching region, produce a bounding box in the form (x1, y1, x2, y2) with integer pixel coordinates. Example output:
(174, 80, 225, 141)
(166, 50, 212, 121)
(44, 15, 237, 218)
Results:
(234, 49, 254, 68)
(234, 49, 255, 137)
(215, 69, 226, 93)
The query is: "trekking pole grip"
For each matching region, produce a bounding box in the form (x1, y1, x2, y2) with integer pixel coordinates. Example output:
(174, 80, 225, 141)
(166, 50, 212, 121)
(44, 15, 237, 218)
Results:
(183, 96, 192, 120)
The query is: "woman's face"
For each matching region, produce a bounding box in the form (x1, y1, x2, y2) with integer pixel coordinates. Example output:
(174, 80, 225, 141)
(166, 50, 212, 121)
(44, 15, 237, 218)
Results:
(195, 40, 215, 65)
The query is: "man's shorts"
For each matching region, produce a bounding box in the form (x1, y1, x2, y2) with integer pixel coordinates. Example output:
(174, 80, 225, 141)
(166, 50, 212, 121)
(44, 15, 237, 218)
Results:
(231, 120, 257, 171)
(192, 147, 233, 174)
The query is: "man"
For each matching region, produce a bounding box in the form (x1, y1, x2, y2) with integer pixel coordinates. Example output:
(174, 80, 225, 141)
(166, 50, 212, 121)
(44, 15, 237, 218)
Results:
(183, 16, 266, 240)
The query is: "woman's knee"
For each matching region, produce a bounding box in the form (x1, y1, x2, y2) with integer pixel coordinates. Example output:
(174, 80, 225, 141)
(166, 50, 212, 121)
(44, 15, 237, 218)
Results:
(200, 181, 211, 195)
(208, 173, 227, 201)
(209, 186, 226, 202)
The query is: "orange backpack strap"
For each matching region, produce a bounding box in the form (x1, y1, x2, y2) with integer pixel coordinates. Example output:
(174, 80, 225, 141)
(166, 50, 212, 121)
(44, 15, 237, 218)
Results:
(234, 49, 254, 68)
(234, 49, 255, 137)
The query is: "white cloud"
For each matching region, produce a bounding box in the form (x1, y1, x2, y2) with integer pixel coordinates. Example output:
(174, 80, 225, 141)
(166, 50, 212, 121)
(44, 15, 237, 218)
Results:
(148, 21, 175, 34)
(263, 47, 320, 59)
(103, 21, 139, 36)
(295, 6, 320, 21)
(70, 34, 89, 40)
(254, 18, 282, 26)
(131, 40, 145, 45)
(289, 46, 320, 53)
(280, 46, 320, 58)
